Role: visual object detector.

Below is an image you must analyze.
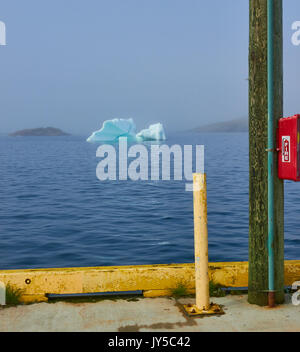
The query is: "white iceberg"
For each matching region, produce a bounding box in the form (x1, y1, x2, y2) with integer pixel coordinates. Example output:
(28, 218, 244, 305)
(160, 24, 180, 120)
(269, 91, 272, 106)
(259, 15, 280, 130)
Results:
(136, 123, 166, 141)
(87, 118, 166, 142)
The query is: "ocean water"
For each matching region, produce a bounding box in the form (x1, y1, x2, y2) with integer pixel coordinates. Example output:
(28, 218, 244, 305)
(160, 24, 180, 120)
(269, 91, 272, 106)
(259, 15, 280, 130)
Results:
(0, 132, 299, 270)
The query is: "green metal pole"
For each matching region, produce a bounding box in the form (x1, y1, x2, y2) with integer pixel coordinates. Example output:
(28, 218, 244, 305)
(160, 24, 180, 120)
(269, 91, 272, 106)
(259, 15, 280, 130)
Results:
(267, 0, 275, 307)
(249, 0, 284, 306)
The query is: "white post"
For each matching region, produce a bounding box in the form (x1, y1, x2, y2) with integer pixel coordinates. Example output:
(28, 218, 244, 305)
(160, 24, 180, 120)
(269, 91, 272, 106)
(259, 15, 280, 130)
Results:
(193, 173, 210, 311)
(0, 281, 6, 305)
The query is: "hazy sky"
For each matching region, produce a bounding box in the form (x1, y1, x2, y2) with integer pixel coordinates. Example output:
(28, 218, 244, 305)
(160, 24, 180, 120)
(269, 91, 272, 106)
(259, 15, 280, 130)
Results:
(1, 1, 300, 135)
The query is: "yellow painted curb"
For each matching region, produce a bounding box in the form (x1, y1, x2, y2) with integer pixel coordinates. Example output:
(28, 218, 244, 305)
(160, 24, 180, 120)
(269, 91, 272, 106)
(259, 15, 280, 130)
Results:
(0, 261, 299, 303)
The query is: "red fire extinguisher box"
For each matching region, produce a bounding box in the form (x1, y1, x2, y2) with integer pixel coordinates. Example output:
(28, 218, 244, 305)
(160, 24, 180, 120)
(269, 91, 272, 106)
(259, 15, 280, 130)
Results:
(278, 114, 300, 181)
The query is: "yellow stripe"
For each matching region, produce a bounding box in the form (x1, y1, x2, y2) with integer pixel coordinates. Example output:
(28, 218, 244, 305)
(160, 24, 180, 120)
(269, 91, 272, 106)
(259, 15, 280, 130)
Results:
(0, 261, 299, 302)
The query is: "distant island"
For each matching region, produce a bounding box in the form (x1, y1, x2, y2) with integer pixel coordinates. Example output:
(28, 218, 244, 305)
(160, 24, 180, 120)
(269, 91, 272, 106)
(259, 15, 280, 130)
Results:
(9, 127, 70, 137)
(191, 118, 248, 133)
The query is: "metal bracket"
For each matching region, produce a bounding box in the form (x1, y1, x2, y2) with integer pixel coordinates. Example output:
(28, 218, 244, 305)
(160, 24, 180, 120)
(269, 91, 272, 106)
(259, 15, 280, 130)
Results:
(265, 148, 280, 152)
(183, 303, 224, 317)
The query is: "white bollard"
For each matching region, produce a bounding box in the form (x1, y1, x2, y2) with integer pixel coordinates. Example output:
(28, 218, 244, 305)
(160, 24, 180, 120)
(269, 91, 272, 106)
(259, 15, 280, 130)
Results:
(0, 282, 6, 305)
(183, 173, 224, 316)
(193, 173, 210, 311)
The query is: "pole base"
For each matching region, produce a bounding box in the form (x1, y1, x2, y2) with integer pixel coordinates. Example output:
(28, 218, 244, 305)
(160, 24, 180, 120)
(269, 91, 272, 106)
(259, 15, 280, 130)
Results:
(183, 303, 224, 317)
(268, 291, 276, 308)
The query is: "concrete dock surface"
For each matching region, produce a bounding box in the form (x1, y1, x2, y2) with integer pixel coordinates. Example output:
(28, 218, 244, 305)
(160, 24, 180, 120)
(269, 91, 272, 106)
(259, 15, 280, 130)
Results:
(0, 294, 300, 332)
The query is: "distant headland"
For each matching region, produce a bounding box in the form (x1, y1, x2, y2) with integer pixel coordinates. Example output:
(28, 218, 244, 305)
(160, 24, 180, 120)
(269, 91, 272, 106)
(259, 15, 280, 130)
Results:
(9, 127, 70, 137)
(191, 118, 248, 133)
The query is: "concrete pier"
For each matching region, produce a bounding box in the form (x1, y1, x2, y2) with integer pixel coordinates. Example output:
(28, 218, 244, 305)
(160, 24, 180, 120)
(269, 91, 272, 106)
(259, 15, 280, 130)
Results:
(1, 294, 299, 332)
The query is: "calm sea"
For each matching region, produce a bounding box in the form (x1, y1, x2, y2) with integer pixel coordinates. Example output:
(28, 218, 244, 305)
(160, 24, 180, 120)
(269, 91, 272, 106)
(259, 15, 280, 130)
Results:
(0, 132, 299, 270)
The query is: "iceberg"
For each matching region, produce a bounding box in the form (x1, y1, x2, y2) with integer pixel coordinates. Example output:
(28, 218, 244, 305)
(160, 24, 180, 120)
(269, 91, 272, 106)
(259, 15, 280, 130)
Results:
(86, 118, 137, 142)
(87, 118, 166, 142)
(136, 123, 166, 141)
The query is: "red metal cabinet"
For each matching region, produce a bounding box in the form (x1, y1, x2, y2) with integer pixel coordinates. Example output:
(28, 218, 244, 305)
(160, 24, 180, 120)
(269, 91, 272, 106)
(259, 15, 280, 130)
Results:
(278, 114, 300, 181)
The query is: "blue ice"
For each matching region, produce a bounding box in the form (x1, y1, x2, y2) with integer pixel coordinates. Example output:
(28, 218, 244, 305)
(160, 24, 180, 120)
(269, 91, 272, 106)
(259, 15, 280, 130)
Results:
(87, 118, 166, 142)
